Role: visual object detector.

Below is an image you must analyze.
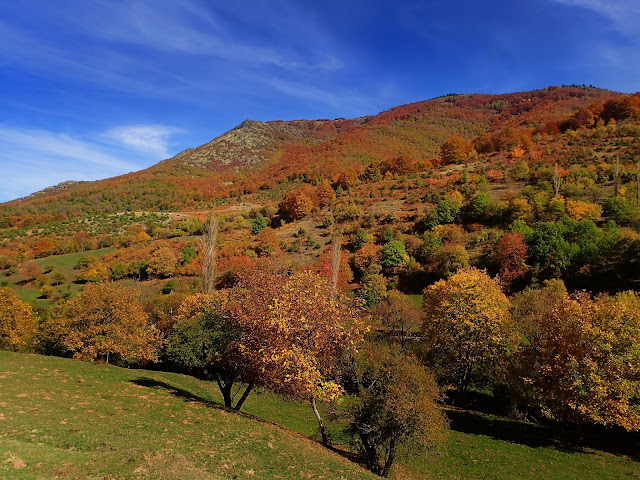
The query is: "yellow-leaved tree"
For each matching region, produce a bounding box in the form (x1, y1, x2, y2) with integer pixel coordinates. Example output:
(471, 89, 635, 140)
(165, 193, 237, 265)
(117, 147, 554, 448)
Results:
(42, 283, 162, 363)
(0, 287, 36, 351)
(250, 270, 368, 445)
(421, 267, 515, 391)
(527, 291, 640, 431)
(166, 264, 367, 436)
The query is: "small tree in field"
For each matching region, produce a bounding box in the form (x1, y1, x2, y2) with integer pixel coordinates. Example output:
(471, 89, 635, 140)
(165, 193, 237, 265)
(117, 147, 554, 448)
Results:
(251, 270, 368, 445)
(342, 343, 448, 477)
(42, 283, 162, 363)
(165, 292, 256, 410)
(0, 287, 36, 351)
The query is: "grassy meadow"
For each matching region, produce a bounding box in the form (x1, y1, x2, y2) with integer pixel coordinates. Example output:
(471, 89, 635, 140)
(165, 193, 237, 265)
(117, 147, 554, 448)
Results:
(3, 248, 116, 309)
(0, 351, 638, 479)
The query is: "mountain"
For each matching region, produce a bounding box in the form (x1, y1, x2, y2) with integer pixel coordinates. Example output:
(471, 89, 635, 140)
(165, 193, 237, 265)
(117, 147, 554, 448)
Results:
(0, 85, 620, 218)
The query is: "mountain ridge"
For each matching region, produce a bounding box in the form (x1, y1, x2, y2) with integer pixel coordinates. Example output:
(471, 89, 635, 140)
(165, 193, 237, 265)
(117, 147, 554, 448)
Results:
(1, 85, 620, 216)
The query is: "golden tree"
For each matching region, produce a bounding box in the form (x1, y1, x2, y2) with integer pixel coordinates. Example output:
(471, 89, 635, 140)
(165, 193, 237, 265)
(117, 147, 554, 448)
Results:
(147, 246, 178, 278)
(238, 269, 368, 445)
(422, 267, 514, 391)
(280, 189, 314, 220)
(565, 199, 602, 221)
(0, 287, 36, 351)
(440, 136, 470, 164)
(43, 283, 162, 363)
(527, 291, 640, 430)
(316, 179, 336, 207)
(254, 227, 280, 256)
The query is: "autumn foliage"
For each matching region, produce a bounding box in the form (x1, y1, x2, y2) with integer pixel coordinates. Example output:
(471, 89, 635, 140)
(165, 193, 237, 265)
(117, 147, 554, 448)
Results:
(422, 267, 515, 390)
(493, 232, 530, 290)
(43, 283, 162, 363)
(0, 287, 36, 351)
(342, 343, 448, 477)
(524, 291, 640, 430)
(253, 270, 367, 402)
(280, 189, 314, 220)
(440, 136, 470, 164)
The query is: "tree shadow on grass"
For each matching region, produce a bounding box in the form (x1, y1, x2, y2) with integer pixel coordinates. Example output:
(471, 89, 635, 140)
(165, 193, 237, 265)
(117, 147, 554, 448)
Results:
(131, 377, 372, 473)
(131, 377, 227, 411)
(446, 409, 579, 452)
(446, 408, 640, 461)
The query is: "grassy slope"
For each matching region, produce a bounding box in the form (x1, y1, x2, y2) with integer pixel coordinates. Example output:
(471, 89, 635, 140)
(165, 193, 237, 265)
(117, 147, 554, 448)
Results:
(0, 351, 376, 480)
(0, 351, 638, 479)
(7, 248, 116, 307)
(30, 248, 116, 271)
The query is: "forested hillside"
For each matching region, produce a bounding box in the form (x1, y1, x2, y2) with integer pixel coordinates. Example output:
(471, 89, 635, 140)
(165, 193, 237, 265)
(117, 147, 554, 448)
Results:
(2, 85, 640, 477)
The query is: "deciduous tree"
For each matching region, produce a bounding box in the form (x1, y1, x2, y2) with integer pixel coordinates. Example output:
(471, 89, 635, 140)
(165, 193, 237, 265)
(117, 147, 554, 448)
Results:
(252, 270, 368, 445)
(341, 343, 448, 477)
(280, 189, 314, 220)
(440, 137, 470, 164)
(493, 232, 530, 291)
(374, 290, 420, 347)
(316, 179, 336, 207)
(165, 292, 255, 410)
(526, 291, 640, 430)
(147, 246, 178, 278)
(42, 283, 162, 363)
(0, 287, 36, 351)
(422, 267, 514, 391)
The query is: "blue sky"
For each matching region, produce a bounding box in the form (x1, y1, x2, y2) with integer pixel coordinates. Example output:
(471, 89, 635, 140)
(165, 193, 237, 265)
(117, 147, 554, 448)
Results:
(1, 0, 639, 202)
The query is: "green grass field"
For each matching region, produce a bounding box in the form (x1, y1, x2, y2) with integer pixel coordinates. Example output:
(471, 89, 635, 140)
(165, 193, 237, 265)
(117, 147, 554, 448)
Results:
(406, 294, 423, 308)
(4, 248, 116, 308)
(31, 248, 116, 272)
(0, 351, 638, 479)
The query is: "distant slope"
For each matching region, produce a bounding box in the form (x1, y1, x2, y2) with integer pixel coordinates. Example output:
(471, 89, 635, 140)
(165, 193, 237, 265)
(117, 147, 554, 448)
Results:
(0, 86, 617, 217)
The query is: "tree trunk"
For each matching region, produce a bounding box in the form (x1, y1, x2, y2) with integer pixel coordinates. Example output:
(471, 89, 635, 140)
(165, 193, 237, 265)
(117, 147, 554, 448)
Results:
(311, 397, 329, 446)
(214, 374, 233, 408)
(381, 439, 396, 478)
(233, 382, 254, 411)
(202, 212, 219, 295)
(221, 385, 232, 408)
(635, 161, 639, 207)
(553, 163, 561, 196)
(359, 433, 380, 475)
(614, 155, 620, 197)
(330, 231, 342, 300)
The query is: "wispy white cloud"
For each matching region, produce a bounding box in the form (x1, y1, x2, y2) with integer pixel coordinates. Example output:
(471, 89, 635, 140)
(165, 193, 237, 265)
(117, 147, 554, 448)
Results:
(0, 125, 183, 202)
(0, 1, 350, 111)
(550, 0, 640, 34)
(91, 0, 342, 71)
(103, 125, 185, 159)
(0, 127, 138, 171)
